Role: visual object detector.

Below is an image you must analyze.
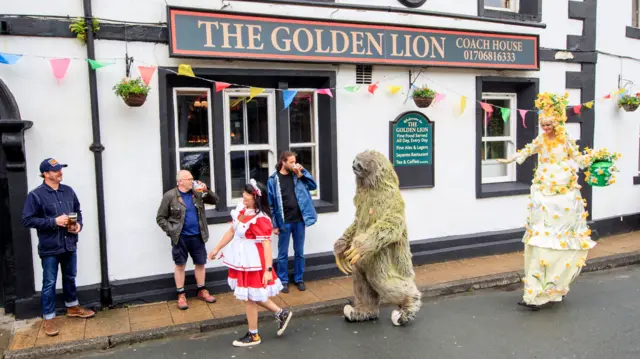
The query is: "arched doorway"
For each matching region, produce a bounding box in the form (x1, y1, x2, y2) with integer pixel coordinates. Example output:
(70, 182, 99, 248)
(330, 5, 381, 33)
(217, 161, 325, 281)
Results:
(0, 78, 34, 314)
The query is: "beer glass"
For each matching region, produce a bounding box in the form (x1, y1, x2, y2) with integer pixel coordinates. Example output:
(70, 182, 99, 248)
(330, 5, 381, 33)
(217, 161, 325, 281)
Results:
(68, 212, 78, 231)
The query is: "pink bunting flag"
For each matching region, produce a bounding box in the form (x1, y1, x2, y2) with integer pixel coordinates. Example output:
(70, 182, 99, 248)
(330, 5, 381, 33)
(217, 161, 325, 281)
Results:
(518, 109, 528, 128)
(215, 82, 231, 92)
(573, 105, 582, 115)
(480, 102, 493, 113)
(138, 66, 157, 86)
(316, 88, 333, 98)
(49, 58, 71, 82)
(434, 93, 446, 102)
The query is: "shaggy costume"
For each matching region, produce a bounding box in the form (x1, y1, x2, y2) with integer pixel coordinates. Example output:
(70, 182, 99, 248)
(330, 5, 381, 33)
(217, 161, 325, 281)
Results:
(333, 150, 421, 326)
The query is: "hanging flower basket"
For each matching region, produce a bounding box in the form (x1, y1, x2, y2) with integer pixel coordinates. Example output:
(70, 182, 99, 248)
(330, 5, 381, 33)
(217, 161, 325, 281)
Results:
(621, 103, 639, 112)
(411, 85, 436, 108)
(122, 93, 147, 107)
(113, 77, 151, 108)
(583, 148, 622, 187)
(413, 96, 434, 108)
(618, 93, 640, 112)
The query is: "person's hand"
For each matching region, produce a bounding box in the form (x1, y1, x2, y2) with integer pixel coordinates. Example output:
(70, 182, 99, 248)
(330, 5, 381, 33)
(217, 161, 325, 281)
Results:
(293, 164, 303, 177)
(55, 215, 69, 227)
(273, 228, 280, 235)
(208, 248, 219, 260)
(496, 158, 513, 164)
(68, 223, 82, 234)
(262, 271, 273, 286)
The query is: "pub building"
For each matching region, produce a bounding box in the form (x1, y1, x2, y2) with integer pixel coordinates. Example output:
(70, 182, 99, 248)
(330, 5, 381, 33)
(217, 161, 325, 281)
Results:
(1, 0, 639, 318)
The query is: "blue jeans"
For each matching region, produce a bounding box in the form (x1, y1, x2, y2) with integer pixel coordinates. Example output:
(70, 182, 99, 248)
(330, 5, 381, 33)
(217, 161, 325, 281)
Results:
(41, 251, 79, 319)
(277, 221, 306, 284)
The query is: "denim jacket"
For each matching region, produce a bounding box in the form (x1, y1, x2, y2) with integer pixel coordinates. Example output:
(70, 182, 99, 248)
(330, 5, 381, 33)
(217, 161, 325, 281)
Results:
(267, 169, 318, 230)
(21, 183, 83, 257)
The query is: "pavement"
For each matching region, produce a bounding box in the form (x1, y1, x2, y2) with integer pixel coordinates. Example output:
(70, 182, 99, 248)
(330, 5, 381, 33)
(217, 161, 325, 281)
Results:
(59, 265, 640, 359)
(3, 230, 640, 359)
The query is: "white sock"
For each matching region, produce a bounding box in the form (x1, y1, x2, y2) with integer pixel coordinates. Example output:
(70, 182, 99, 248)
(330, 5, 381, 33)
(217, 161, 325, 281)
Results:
(249, 329, 258, 334)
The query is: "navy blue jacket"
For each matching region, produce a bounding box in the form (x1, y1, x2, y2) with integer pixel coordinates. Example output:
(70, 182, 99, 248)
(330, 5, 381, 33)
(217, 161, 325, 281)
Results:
(21, 183, 83, 256)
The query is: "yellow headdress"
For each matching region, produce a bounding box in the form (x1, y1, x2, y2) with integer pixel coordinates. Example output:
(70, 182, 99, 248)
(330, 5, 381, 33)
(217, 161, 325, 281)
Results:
(535, 92, 569, 146)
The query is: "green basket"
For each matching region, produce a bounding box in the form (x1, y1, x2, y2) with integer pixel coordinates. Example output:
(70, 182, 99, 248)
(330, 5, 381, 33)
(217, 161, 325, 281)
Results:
(588, 160, 613, 187)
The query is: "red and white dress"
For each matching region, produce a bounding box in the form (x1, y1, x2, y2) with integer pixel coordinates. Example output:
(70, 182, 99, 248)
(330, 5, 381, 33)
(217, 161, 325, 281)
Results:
(219, 203, 283, 302)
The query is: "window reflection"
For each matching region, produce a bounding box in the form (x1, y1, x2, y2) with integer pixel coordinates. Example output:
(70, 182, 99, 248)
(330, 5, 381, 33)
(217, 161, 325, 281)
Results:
(177, 92, 210, 148)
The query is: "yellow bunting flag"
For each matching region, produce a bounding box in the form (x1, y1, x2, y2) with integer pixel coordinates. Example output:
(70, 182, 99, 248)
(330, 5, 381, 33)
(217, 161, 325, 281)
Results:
(459, 96, 467, 115)
(584, 101, 594, 109)
(614, 88, 626, 95)
(230, 97, 246, 108)
(178, 64, 195, 77)
(249, 87, 265, 101)
(388, 86, 402, 95)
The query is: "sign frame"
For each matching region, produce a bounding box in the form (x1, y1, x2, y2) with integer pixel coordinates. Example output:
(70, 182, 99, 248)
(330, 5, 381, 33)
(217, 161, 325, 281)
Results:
(167, 6, 540, 70)
(389, 111, 435, 189)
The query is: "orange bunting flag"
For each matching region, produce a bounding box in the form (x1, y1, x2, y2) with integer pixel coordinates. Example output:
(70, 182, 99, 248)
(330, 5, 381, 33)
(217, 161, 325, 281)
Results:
(215, 82, 231, 92)
(573, 105, 582, 115)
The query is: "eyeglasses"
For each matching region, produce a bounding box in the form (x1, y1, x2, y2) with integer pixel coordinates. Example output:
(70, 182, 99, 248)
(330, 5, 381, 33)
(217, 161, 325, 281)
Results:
(181, 178, 194, 181)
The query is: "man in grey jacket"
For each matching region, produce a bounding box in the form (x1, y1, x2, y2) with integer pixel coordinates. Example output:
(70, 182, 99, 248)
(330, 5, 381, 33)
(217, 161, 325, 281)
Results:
(156, 170, 219, 310)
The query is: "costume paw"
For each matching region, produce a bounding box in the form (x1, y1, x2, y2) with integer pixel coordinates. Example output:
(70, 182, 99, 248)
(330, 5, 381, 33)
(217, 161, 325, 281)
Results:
(343, 304, 355, 322)
(335, 255, 352, 275)
(391, 310, 407, 326)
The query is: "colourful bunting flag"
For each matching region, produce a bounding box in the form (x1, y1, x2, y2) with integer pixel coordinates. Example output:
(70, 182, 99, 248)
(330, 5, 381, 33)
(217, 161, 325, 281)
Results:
(518, 109, 528, 128)
(178, 64, 195, 77)
(86, 59, 113, 70)
(434, 93, 446, 102)
(49, 58, 71, 82)
(459, 96, 467, 115)
(215, 82, 231, 92)
(317, 88, 333, 98)
(344, 85, 361, 92)
(282, 90, 298, 110)
(500, 108, 511, 123)
(584, 101, 594, 109)
(573, 105, 582, 115)
(388, 86, 402, 95)
(604, 94, 611, 99)
(249, 87, 265, 101)
(0, 53, 22, 65)
(230, 97, 246, 108)
(138, 66, 157, 86)
(368, 82, 379, 94)
(614, 88, 626, 95)
(480, 102, 493, 113)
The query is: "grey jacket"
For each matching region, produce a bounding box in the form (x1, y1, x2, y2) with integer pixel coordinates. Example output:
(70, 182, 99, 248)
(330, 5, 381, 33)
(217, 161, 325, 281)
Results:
(155, 187, 219, 245)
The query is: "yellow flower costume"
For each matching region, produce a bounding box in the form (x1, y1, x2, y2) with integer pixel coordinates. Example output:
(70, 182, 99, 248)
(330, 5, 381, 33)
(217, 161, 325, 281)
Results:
(516, 92, 595, 307)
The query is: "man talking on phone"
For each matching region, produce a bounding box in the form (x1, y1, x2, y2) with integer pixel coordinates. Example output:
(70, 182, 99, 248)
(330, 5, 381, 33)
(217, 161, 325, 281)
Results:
(267, 151, 318, 293)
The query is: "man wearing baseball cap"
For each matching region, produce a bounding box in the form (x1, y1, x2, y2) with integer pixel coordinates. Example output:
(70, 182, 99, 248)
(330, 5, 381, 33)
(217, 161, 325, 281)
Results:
(21, 158, 95, 337)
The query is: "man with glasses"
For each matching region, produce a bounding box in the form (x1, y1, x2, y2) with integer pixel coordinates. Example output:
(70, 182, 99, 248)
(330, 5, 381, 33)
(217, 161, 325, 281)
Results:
(156, 170, 219, 310)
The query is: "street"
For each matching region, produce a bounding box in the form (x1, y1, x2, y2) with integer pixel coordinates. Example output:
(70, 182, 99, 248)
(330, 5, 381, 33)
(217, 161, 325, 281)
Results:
(66, 265, 640, 359)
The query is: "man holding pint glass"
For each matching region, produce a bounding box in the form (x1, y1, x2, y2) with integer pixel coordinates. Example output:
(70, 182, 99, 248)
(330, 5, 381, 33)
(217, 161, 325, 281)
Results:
(156, 170, 219, 310)
(21, 158, 95, 337)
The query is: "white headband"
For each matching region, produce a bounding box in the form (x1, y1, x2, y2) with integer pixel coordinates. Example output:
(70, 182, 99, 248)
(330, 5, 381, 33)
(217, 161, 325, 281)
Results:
(249, 178, 262, 197)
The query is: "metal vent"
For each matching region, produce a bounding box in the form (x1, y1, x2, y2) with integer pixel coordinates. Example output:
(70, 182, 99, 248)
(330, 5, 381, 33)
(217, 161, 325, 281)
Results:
(355, 64, 372, 84)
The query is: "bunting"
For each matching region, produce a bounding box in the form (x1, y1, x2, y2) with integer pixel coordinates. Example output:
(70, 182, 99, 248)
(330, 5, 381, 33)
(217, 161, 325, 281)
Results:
(573, 104, 582, 115)
(86, 59, 114, 70)
(518, 109, 528, 128)
(249, 87, 265, 101)
(0, 53, 23, 65)
(368, 82, 379, 94)
(282, 90, 297, 110)
(178, 64, 195, 77)
(434, 93, 446, 103)
(138, 66, 157, 86)
(388, 86, 402, 95)
(215, 82, 231, 92)
(500, 108, 511, 123)
(316, 88, 333, 98)
(459, 96, 467, 116)
(344, 85, 361, 93)
(49, 58, 71, 82)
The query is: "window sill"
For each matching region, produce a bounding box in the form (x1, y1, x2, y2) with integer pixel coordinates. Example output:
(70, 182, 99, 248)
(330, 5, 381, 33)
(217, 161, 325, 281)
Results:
(477, 181, 530, 199)
(480, 9, 542, 25)
(626, 26, 640, 40)
(633, 176, 640, 185)
(205, 199, 338, 225)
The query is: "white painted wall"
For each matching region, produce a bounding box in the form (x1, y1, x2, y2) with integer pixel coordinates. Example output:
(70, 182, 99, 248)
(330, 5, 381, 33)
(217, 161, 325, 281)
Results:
(3, 0, 636, 288)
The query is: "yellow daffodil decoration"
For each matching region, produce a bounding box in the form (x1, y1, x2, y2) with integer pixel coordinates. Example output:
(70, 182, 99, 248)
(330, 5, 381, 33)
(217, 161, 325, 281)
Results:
(582, 147, 622, 187)
(535, 92, 569, 148)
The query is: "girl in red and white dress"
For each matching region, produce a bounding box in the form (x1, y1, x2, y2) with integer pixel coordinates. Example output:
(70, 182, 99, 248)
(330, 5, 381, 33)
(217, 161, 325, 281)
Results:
(208, 179, 292, 347)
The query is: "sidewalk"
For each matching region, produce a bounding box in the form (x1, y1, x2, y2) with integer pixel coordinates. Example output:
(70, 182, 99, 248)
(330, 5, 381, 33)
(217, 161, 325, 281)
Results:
(5, 231, 640, 357)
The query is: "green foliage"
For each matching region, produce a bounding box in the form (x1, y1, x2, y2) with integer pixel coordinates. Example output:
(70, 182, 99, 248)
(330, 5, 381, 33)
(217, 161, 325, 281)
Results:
(618, 93, 640, 107)
(411, 85, 435, 99)
(112, 77, 150, 99)
(69, 18, 100, 44)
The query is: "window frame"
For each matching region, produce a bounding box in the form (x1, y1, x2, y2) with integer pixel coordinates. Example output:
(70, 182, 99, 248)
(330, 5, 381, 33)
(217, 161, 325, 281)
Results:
(483, 0, 518, 13)
(477, 0, 541, 23)
(634, 0, 640, 28)
(172, 87, 216, 208)
(480, 92, 518, 184)
(288, 89, 321, 199)
(223, 89, 277, 206)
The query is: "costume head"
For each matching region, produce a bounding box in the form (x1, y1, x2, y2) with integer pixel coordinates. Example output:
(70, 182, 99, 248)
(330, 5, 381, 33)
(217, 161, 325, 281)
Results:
(352, 150, 399, 190)
(534, 92, 569, 143)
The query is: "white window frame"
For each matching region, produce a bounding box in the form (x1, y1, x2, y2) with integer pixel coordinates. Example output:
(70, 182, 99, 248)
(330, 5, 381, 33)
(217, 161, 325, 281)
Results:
(223, 89, 277, 206)
(172, 87, 215, 208)
(481, 92, 517, 184)
(484, 0, 518, 12)
(288, 89, 320, 199)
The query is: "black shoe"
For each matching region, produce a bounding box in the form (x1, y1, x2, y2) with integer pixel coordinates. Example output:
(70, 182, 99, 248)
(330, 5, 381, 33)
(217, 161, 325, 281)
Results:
(276, 309, 293, 336)
(232, 332, 261, 347)
(281, 284, 289, 293)
(517, 300, 540, 311)
(296, 282, 306, 291)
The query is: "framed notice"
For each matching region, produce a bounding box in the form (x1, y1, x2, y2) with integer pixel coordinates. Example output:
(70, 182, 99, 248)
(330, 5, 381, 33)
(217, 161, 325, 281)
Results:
(389, 111, 434, 189)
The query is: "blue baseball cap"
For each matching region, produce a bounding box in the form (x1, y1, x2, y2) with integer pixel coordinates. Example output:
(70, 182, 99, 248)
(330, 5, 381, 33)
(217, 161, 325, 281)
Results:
(39, 158, 68, 173)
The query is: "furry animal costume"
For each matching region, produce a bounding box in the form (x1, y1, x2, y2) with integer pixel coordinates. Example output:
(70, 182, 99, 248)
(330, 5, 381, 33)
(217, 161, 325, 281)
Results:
(333, 150, 422, 326)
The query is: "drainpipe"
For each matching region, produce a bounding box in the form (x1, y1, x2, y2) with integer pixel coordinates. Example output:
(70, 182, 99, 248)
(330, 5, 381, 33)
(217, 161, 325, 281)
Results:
(82, 0, 112, 307)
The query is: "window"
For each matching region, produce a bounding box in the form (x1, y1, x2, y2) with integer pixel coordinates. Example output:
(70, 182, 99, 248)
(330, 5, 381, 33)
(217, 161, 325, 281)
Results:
(289, 90, 320, 198)
(481, 93, 517, 184)
(634, 0, 640, 27)
(173, 88, 215, 206)
(355, 65, 372, 85)
(475, 76, 538, 198)
(223, 89, 276, 205)
(160, 68, 339, 224)
(484, 0, 518, 12)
